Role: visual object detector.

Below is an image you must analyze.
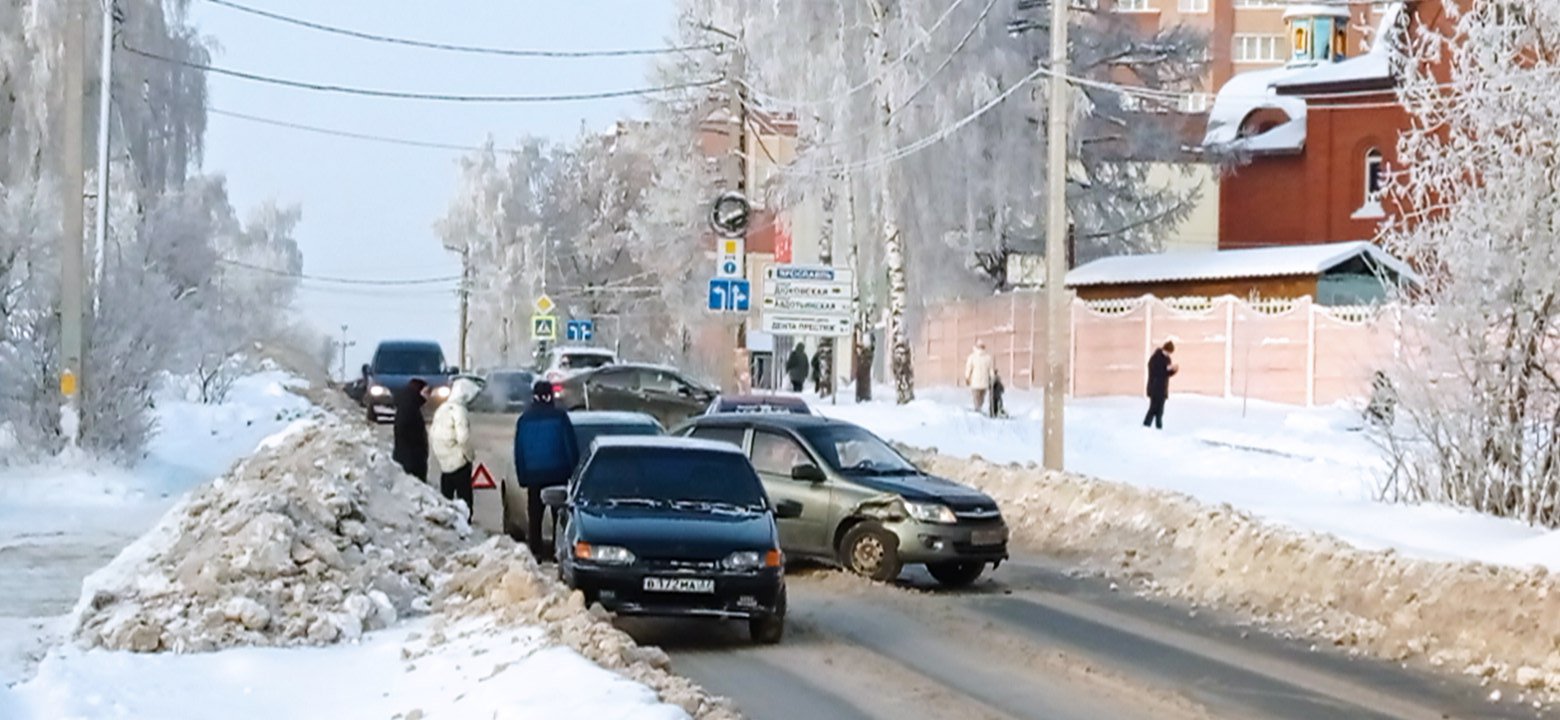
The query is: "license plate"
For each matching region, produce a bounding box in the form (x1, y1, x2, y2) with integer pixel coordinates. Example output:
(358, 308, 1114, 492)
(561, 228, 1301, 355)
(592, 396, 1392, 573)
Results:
(970, 529, 1006, 546)
(643, 577, 715, 594)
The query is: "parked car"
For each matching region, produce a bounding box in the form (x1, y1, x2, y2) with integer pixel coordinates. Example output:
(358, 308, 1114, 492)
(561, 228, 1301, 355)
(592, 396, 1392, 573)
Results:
(705, 394, 813, 416)
(362, 340, 457, 424)
(498, 411, 664, 541)
(672, 414, 1008, 587)
(542, 346, 618, 384)
(343, 377, 367, 404)
(470, 368, 536, 414)
(542, 436, 800, 643)
(556, 363, 717, 430)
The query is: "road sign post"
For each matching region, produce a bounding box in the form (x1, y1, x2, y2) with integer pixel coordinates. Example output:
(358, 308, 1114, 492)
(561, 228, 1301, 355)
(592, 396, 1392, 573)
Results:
(566, 319, 595, 342)
(532, 315, 557, 341)
(707, 278, 752, 312)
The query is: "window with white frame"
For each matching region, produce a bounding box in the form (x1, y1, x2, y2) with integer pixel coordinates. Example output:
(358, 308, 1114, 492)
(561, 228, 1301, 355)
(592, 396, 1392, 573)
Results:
(1179, 0, 1208, 12)
(1114, 0, 1151, 11)
(1233, 34, 1285, 63)
(1178, 93, 1212, 113)
(1364, 148, 1384, 203)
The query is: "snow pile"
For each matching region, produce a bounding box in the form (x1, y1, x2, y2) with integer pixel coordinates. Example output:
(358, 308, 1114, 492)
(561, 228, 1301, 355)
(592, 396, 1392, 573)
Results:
(72, 419, 471, 653)
(432, 537, 740, 720)
(910, 450, 1560, 699)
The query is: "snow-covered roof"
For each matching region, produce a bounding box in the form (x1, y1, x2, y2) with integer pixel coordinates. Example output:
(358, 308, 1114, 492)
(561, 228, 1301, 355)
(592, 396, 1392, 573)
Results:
(1283, 3, 1350, 20)
(1065, 241, 1421, 288)
(1238, 117, 1307, 154)
(1203, 66, 1309, 147)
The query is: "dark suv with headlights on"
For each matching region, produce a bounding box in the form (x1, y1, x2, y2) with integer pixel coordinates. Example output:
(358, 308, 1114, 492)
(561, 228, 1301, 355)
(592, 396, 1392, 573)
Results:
(674, 414, 1008, 587)
(362, 340, 456, 423)
(542, 436, 801, 643)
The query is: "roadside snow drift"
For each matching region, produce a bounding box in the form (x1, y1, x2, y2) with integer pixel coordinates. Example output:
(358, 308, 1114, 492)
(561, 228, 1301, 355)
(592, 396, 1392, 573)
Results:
(909, 451, 1560, 700)
(73, 419, 471, 652)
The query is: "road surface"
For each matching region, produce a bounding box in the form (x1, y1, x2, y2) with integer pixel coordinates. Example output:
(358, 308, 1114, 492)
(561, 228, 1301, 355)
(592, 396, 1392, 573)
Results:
(470, 411, 1546, 720)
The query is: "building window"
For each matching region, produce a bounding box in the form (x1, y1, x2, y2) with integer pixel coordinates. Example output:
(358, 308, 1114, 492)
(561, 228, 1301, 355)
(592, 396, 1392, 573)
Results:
(1178, 93, 1212, 113)
(1364, 148, 1384, 203)
(1233, 34, 1285, 63)
(1179, 0, 1208, 12)
(1114, 0, 1151, 11)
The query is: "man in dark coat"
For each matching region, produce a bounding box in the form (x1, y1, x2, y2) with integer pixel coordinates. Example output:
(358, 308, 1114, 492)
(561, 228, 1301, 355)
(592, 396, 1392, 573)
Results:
(392, 378, 430, 480)
(513, 380, 581, 559)
(785, 343, 809, 392)
(1143, 341, 1179, 430)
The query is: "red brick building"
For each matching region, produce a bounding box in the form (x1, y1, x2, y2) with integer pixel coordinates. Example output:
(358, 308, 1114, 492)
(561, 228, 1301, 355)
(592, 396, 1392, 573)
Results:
(1207, 1, 1451, 250)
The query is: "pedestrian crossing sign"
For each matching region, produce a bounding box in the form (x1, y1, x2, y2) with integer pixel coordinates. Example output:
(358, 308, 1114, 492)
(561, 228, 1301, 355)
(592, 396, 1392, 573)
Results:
(532, 314, 557, 341)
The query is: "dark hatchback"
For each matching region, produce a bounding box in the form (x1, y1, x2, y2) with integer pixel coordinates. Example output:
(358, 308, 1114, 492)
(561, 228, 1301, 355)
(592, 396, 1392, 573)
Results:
(543, 436, 799, 643)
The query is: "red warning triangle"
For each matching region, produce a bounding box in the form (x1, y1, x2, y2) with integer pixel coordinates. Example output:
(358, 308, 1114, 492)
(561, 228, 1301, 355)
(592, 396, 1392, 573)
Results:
(471, 463, 496, 490)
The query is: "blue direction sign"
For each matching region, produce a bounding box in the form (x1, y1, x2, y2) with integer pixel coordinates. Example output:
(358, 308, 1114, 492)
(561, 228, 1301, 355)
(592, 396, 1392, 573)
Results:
(566, 319, 595, 342)
(707, 278, 752, 312)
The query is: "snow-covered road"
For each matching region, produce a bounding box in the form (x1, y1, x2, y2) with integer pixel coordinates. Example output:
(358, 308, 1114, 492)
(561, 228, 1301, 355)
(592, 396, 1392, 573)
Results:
(467, 413, 1534, 720)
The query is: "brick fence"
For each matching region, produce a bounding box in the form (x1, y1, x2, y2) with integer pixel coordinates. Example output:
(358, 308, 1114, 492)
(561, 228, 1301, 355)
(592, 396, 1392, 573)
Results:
(919, 293, 1399, 406)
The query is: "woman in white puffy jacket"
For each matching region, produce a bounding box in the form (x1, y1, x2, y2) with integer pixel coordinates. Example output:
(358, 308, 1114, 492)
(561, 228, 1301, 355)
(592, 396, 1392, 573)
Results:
(431, 377, 482, 515)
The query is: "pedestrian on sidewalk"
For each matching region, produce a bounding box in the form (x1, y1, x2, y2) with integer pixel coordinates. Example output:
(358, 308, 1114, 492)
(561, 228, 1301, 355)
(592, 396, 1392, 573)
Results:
(990, 369, 1006, 418)
(391, 378, 429, 481)
(431, 377, 481, 517)
(811, 345, 832, 396)
(964, 340, 995, 414)
(513, 380, 581, 560)
(1144, 340, 1179, 430)
(785, 343, 809, 393)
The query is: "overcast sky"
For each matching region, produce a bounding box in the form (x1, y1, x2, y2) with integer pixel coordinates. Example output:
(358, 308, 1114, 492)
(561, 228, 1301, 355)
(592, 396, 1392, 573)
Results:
(188, 1, 677, 377)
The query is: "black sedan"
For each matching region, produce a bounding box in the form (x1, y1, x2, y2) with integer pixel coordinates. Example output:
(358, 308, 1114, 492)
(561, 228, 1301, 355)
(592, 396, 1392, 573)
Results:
(542, 436, 800, 643)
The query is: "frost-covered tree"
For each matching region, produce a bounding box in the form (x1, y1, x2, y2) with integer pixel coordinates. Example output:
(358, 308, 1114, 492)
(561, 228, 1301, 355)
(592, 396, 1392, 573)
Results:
(1378, 2, 1560, 527)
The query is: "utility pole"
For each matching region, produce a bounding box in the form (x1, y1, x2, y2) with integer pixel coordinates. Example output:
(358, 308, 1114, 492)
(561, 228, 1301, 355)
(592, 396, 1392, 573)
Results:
(1042, 0, 1071, 471)
(91, 0, 115, 307)
(337, 324, 355, 381)
(60, 0, 87, 445)
(729, 38, 750, 386)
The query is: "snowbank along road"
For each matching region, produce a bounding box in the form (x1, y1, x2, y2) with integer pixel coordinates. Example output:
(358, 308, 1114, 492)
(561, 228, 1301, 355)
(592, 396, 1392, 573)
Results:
(469, 413, 1541, 720)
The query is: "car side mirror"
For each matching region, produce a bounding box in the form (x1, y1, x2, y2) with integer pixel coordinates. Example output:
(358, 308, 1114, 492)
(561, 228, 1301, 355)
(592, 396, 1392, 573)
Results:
(360, 363, 371, 377)
(448, 366, 461, 375)
(774, 499, 804, 519)
(540, 486, 569, 509)
(791, 464, 826, 483)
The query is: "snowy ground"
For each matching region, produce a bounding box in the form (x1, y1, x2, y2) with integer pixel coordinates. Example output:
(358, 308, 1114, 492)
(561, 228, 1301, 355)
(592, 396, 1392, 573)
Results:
(813, 386, 1560, 572)
(9, 616, 684, 720)
(0, 371, 314, 683)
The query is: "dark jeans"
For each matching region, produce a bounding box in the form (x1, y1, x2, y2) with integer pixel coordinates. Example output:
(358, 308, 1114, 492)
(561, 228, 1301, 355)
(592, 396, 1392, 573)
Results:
(1143, 397, 1166, 429)
(440, 462, 473, 515)
(789, 378, 804, 392)
(527, 484, 552, 561)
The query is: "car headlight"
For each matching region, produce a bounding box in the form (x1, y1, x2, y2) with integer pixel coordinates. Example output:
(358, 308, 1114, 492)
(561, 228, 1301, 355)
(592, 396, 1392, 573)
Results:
(368, 385, 389, 397)
(433, 386, 451, 399)
(721, 549, 782, 571)
(574, 542, 636, 565)
(902, 499, 958, 525)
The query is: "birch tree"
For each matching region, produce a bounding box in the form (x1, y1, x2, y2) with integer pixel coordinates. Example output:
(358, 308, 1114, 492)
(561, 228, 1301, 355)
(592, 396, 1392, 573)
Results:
(1378, 3, 1560, 527)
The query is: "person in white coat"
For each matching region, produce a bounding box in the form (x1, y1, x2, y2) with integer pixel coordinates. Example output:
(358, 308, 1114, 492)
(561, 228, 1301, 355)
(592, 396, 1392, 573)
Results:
(964, 340, 995, 414)
(431, 377, 481, 515)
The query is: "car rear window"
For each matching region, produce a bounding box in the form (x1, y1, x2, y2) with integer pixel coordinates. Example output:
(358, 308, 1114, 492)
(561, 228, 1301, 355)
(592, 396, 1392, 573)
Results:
(561, 353, 614, 370)
(579, 448, 765, 508)
(575, 423, 661, 453)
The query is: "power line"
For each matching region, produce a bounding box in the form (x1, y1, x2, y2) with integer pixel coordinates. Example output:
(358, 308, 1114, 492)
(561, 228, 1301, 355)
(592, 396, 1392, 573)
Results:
(217, 258, 461, 285)
(203, 0, 723, 59)
(209, 108, 516, 153)
(123, 44, 723, 103)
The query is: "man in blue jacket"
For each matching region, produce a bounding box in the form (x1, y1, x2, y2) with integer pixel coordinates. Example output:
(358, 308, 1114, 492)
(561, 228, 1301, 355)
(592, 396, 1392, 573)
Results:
(513, 380, 581, 558)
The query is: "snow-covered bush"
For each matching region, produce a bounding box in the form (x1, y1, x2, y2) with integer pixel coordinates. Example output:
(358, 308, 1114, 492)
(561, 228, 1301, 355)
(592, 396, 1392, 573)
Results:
(1379, 3, 1560, 527)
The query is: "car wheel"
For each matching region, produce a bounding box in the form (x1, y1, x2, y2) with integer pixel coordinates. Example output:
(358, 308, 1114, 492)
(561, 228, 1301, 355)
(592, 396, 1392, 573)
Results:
(926, 561, 985, 588)
(500, 486, 525, 542)
(748, 586, 786, 644)
(839, 522, 902, 583)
